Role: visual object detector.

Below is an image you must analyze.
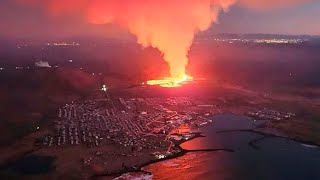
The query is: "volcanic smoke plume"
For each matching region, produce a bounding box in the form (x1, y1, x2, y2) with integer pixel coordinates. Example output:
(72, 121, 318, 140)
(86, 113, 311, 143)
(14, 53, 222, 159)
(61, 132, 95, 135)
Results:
(20, 0, 311, 81)
(21, 0, 237, 80)
(86, 0, 237, 79)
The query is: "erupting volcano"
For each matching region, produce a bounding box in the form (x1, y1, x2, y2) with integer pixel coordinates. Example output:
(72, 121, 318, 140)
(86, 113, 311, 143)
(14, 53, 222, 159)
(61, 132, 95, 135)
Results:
(86, 0, 236, 88)
(86, 0, 237, 88)
(19, 0, 308, 88)
(20, 0, 236, 87)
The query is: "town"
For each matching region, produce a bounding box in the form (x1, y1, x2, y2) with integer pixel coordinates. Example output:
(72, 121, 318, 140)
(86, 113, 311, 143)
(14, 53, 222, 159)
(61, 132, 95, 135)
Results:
(247, 109, 296, 121)
(41, 93, 217, 159)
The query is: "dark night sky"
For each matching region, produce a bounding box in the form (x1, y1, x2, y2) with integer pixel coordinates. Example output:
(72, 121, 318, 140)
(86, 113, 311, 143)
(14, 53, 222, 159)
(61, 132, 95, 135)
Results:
(214, 2, 320, 35)
(0, 0, 319, 39)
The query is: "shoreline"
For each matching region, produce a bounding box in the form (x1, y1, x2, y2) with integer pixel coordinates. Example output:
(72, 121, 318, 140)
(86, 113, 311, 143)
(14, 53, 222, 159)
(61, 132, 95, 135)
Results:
(91, 132, 234, 179)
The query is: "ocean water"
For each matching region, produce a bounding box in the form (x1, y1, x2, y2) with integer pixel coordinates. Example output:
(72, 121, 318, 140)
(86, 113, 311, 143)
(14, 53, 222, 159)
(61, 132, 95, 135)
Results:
(0, 155, 55, 178)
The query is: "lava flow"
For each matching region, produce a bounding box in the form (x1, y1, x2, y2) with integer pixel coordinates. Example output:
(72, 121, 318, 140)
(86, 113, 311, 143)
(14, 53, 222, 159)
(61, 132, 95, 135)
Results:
(147, 74, 194, 88)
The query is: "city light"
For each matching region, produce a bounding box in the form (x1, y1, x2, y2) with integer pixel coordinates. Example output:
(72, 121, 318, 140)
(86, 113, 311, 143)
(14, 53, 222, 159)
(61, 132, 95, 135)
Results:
(212, 38, 305, 44)
(101, 85, 108, 92)
(46, 42, 80, 46)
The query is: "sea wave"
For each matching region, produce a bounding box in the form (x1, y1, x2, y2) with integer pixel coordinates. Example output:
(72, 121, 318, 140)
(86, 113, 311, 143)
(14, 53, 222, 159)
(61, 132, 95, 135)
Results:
(114, 172, 153, 180)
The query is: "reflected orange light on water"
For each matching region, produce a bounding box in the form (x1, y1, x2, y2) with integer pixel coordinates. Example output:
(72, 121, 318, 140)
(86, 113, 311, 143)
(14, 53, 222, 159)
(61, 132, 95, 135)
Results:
(147, 74, 194, 88)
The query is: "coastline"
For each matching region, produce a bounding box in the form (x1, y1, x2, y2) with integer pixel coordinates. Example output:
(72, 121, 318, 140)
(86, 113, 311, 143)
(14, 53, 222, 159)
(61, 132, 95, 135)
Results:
(91, 132, 234, 179)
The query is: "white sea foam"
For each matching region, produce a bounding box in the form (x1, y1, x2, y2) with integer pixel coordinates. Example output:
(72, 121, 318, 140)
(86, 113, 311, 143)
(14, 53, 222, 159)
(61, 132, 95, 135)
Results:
(301, 144, 318, 148)
(114, 172, 153, 180)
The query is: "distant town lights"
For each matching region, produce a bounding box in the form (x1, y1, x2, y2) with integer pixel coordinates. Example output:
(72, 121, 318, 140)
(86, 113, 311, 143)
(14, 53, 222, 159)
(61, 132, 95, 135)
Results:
(46, 42, 80, 46)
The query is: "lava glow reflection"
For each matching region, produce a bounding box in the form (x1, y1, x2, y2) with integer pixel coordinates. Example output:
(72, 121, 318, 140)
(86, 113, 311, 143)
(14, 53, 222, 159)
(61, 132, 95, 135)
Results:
(147, 74, 194, 88)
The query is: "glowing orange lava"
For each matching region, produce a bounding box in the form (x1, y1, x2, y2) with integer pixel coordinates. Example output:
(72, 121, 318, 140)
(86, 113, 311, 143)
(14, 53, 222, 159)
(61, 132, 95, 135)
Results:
(147, 73, 193, 88)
